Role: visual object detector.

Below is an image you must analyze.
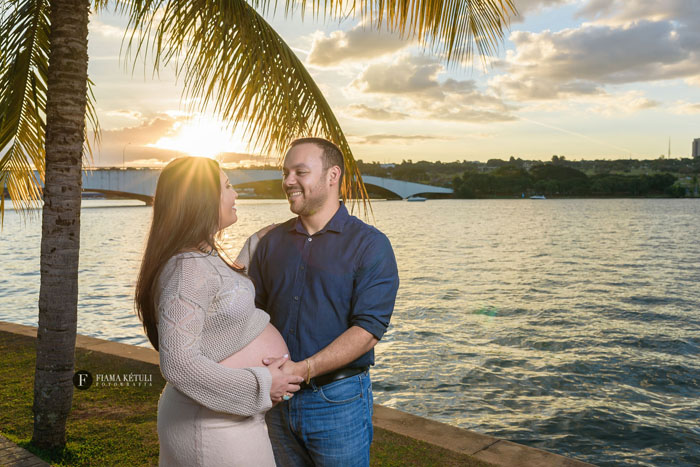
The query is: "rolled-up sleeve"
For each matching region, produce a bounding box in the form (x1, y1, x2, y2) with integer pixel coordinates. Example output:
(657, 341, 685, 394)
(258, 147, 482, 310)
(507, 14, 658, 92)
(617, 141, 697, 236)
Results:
(350, 233, 399, 340)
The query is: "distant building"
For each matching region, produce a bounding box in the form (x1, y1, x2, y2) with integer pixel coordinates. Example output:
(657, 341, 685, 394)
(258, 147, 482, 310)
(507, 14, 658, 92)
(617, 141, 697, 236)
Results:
(693, 138, 700, 158)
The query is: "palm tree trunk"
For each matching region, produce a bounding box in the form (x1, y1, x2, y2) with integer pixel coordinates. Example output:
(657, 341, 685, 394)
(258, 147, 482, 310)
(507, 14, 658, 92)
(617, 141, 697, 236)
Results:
(32, 0, 90, 450)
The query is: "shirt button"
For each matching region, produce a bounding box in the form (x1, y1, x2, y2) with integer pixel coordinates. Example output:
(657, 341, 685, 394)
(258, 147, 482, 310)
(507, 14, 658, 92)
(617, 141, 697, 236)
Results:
(294, 296, 299, 301)
(300, 265, 304, 270)
(289, 329, 295, 334)
(307, 238, 312, 242)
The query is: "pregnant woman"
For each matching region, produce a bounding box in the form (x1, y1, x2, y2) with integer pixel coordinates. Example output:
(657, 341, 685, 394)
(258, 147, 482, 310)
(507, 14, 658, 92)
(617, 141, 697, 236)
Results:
(135, 157, 302, 466)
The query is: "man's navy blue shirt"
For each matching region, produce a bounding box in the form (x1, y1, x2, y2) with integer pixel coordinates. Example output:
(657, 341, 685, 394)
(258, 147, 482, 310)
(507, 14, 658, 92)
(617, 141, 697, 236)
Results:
(248, 203, 399, 368)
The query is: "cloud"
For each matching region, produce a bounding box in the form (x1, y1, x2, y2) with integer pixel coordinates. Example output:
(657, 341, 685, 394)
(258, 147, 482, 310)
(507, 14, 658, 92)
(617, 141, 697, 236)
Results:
(105, 109, 142, 120)
(89, 18, 125, 39)
(576, 0, 700, 28)
(430, 107, 518, 123)
(353, 55, 456, 96)
(350, 134, 443, 145)
(491, 20, 700, 101)
(124, 157, 171, 167)
(588, 91, 660, 117)
(92, 114, 186, 166)
(307, 24, 410, 67)
(99, 114, 184, 146)
(346, 104, 410, 121)
(352, 55, 517, 123)
(670, 101, 700, 115)
(121, 150, 269, 169)
(218, 152, 271, 164)
(574, 1, 700, 65)
(512, 0, 574, 22)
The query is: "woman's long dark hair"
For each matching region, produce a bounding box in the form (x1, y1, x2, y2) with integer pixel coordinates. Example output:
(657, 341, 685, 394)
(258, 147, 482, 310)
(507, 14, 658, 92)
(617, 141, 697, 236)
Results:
(135, 157, 221, 350)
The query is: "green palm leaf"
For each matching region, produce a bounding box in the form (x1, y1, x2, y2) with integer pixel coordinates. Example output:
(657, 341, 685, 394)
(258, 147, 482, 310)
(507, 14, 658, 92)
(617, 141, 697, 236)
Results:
(84, 77, 102, 165)
(120, 0, 376, 211)
(0, 0, 101, 223)
(119, 0, 515, 214)
(247, 0, 518, 64)
(0, 0, 50, 221)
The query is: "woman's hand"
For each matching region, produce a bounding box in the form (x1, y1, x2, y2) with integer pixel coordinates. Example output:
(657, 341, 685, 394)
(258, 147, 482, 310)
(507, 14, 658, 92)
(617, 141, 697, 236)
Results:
(267, 355, 303, 404)
(256, 223, 277, 239)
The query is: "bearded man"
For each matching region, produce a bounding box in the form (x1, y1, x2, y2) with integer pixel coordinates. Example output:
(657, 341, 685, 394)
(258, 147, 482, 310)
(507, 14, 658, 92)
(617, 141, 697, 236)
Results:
(249, 137, 399, 466)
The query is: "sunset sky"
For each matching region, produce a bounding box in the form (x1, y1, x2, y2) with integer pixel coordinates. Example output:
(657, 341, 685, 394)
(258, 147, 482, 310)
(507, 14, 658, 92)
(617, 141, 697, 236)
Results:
(87, 0, 700, 166)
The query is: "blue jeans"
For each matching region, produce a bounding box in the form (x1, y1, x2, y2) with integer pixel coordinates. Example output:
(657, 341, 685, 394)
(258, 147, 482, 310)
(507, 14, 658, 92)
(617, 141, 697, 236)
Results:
(265, 370, 373, 467)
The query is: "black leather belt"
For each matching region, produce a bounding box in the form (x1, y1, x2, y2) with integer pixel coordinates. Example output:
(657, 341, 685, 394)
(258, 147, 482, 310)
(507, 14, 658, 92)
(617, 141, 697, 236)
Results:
(299, 366, 368, 390)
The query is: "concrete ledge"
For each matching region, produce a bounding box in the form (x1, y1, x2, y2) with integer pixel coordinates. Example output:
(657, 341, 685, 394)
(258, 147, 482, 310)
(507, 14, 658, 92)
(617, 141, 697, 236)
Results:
(373, 404, 499, 455)
(0, 321, 159, 366)
(1, 321, 594, 466)
(372, 405, 592, 466)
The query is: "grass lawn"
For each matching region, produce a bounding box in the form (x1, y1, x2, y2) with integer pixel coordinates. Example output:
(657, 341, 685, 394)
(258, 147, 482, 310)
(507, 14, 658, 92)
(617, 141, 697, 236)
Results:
(0, 330, 491, 466)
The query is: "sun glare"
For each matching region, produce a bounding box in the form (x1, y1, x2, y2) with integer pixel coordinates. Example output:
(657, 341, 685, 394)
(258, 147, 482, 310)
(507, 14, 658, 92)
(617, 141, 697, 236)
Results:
(148, 116, 246, 159)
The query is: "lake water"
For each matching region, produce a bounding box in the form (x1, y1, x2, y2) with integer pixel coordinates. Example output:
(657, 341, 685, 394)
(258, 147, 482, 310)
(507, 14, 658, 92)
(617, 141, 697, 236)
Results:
(1, 198, 699, 466)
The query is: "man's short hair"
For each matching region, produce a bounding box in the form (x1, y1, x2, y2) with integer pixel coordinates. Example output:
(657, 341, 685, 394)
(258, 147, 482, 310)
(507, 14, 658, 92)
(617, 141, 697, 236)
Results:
(289, 137, 345, 183)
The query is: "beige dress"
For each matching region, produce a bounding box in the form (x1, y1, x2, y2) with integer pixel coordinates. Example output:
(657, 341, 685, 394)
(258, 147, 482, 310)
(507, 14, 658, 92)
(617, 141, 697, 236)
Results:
(158, 383, 273, 466)
(155, 237, 275, 466)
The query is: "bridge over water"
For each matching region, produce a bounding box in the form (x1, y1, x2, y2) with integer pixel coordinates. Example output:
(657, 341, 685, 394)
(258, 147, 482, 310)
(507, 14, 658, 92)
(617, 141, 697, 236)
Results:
(76, 168, 452, 203)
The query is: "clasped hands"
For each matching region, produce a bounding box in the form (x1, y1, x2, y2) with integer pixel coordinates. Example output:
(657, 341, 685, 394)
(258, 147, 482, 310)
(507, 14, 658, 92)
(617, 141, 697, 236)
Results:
(264, 354, 306, 404)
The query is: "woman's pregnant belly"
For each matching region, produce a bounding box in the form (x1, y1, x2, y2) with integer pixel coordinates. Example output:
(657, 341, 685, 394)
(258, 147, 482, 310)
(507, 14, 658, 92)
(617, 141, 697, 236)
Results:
(218, 323, 289, 369)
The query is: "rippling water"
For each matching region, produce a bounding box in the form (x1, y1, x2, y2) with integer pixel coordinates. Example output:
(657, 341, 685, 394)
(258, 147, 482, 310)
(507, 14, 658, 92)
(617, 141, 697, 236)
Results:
(1, 199, 699, 466)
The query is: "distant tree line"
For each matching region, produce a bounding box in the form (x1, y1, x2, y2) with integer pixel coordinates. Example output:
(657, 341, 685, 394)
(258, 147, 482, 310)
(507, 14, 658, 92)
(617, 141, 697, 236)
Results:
(452, 164, 683, 198)
(356, 156, 700, 198)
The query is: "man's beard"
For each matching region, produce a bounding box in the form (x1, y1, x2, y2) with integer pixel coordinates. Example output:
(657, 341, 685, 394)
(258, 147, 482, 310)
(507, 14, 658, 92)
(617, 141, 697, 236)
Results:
(288, 183, 328, 216)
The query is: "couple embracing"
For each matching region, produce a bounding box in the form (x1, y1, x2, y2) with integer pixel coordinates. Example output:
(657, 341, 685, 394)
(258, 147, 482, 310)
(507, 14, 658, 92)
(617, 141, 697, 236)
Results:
(135, 138, 400, 466)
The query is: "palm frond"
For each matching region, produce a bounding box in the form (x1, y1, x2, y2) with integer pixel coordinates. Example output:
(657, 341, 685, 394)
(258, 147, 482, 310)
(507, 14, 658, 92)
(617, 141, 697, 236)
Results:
(119, 0, 371, 213)
(0, 0, 50, 222)
(83, 77, 101, 168)
(93, 0, 110, 11)
(247, 0, 518, 65)
(0, 1, 102, 223)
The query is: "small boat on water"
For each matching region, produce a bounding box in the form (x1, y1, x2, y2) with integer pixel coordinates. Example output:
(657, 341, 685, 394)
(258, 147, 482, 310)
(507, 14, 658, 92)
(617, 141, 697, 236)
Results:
(406, 196, 427, 202)
(529, 195, 546, 199)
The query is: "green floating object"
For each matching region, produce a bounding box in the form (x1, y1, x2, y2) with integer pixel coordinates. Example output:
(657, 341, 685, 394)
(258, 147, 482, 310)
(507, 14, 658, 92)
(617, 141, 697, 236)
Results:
(473, 306, 499, 317)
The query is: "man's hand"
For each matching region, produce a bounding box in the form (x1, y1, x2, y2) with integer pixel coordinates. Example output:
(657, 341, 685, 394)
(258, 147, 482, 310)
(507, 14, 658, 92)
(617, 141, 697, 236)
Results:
(262, 326, 378, 384)
(263, 356, 307, 381)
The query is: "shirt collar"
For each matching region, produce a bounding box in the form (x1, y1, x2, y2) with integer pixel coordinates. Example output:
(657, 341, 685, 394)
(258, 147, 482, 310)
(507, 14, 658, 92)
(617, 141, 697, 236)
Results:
(324, 203, 349, 233)
(287, 202, 349, 235)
